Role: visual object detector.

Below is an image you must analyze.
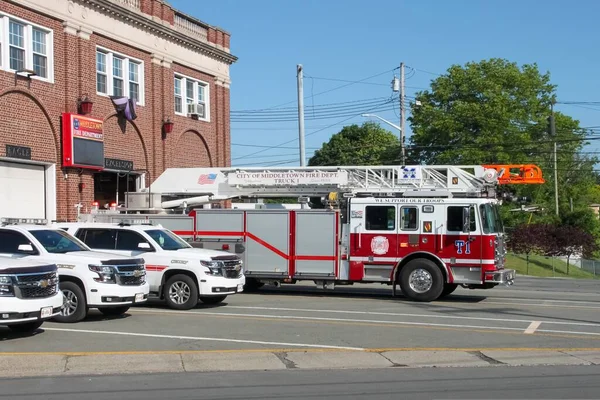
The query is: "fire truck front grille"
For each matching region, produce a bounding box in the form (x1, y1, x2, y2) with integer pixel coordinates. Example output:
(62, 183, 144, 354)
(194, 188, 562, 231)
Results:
(15, 271, 59, 299)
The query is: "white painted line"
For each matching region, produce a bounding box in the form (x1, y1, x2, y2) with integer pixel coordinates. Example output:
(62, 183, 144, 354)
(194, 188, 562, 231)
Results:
(524, 321, 542, 334)
(473, 301, 600, 310)
(538, 329, 600, 337)
(133, 308, 528, 333)
(43, 328, 364, 351)
(211, 305, 600, 328)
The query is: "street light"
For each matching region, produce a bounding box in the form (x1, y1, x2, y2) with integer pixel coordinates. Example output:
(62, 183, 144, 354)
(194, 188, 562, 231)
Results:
(361, 113, 405, 165)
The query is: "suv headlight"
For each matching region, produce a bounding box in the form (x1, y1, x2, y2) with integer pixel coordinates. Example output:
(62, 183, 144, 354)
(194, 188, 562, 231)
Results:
(89, 265, 116, 284)
(0, 275, 14, 297)
(200, 261, 223, 276)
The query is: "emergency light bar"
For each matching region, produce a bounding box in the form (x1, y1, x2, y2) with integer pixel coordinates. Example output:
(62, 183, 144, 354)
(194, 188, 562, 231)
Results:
(1, 217, 48, 225)
(116, 219, 162, 227)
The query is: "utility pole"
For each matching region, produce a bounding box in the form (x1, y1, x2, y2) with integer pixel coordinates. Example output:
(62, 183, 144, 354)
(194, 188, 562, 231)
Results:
(550, 100, 559, 217)
(400, 62, 406, 165)
(297, 64, 306, 167)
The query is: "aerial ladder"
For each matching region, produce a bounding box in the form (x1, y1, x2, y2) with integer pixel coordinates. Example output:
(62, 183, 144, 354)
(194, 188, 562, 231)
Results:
(113, 164, 545, 213)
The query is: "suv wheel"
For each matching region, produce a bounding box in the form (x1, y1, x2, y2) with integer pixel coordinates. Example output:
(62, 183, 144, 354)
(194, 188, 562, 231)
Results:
(163, 274, 199, 310)
(53, 281, 88, 323)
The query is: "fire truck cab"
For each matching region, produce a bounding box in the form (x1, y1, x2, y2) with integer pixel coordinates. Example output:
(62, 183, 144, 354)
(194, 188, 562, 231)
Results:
(76, 164, 542, 302)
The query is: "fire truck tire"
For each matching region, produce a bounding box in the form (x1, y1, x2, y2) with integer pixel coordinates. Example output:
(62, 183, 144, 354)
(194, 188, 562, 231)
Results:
(8, 321, 44, 333)
(199, 295, 227, 304)
(398, 259, 444, 302)
(439, 283, 458, 298)
(53, 281, 88, 323)
(163, 274, 199, 310)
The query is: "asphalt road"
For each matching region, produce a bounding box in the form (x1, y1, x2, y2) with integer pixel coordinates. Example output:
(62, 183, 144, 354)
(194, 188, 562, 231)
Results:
(2, 276, 600, 353)
(2, 365, 599, 400)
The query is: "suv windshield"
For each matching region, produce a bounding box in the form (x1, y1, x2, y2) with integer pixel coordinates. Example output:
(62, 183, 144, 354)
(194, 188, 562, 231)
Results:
(145, 229, 191, 251)
(29, 229, 89, 254)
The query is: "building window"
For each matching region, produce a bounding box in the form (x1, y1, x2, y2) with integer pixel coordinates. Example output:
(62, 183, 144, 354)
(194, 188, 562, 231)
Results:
(174, 74, 210, 121)
(174, 77, 183, 114)
(0, 14, 54, 82)
(96, 47, 144, 105)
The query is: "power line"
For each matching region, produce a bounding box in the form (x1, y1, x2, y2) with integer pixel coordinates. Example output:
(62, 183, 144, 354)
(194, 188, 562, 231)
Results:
(235, 67, 399, 112)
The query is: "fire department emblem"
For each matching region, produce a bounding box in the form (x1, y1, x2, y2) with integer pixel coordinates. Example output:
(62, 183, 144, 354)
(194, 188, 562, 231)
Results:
(371, 236, 389, 255)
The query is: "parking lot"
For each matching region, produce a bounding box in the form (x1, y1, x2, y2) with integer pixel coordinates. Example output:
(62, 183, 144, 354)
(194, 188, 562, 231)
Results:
(1, 276, 600, 376)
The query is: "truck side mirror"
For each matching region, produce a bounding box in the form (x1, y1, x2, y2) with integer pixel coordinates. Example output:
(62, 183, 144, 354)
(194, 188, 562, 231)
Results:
(462, 207, 471, 233)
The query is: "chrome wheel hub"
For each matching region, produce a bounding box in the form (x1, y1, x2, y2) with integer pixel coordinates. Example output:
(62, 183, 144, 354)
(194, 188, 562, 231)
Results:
(61, 289, 78, 316)
(408, 268, 433, 293)
(169, 281, 191, 304)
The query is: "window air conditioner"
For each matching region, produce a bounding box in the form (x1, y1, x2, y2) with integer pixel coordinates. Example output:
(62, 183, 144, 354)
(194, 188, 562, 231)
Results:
(187, 103, 205, 119)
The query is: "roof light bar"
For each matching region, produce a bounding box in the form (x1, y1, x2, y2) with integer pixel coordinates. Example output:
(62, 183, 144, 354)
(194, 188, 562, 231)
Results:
(1, 217, 49, 225)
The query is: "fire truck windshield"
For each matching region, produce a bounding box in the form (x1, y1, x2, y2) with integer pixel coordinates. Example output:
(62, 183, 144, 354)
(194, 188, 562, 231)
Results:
(479, 203, 504, 234)
(29, 229, 89, 254)
(145, 229, 192, 251)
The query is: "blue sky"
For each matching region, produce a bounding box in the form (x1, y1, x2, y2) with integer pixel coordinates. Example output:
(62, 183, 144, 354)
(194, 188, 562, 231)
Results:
(170, 0, 600, 167)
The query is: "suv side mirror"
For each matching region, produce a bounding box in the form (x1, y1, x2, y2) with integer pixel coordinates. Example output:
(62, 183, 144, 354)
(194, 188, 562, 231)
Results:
(462, 207, 471, 234)
(17, 244, 35, 253)
(137, 242, 152, 251)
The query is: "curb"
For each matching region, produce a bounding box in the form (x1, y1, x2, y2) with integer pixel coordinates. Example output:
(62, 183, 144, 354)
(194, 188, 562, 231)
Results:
(1, 349, 598, 378)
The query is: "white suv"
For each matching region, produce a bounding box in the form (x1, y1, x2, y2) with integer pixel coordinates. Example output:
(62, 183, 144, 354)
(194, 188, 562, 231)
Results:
(0, 258, 64, 333)
(0, 218, 150, 323)
(59, 221, 245, 310)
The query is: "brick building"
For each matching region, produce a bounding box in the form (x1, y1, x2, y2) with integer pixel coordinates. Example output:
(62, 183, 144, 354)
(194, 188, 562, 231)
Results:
(0, 0, 236, 222)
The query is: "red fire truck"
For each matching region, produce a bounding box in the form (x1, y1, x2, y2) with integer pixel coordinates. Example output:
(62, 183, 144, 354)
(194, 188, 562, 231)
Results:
(77, 164, 544, 302)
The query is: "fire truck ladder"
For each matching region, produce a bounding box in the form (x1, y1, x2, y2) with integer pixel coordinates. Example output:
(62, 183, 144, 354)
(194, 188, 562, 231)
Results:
(144, 164, 544, 209)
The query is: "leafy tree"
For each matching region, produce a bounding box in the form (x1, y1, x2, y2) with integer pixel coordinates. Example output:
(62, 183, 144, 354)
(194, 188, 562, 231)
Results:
(544, 224, 598, 274)
(408, 58, 599, 222)
(506, 223, 550, 273)
(308, 122, 400, 166)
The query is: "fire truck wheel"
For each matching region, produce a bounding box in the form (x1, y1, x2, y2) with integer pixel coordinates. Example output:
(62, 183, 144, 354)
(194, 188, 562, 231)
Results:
(199, 295, 227, 304)
(163, 274, 199, 310)
(399, 259, 444, 302)
(439, 283, 458, 298)
(53, 281, 88, 323)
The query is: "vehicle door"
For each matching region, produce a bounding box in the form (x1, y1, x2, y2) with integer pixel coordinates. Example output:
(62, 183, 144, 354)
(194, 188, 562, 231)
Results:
(442, 205, 483, 282)
(0, 229, 41, 260)
(349, 201, 399, 281)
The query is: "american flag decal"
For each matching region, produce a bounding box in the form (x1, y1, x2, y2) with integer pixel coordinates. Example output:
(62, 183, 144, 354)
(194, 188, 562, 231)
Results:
(198, 173, 217, 184)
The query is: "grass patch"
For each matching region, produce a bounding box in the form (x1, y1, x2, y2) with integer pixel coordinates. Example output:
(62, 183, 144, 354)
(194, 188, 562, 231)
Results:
(506, 253, 599, 279)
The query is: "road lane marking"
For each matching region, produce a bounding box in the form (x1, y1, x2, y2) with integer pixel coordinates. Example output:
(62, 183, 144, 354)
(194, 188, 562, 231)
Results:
(42, 327, 364, 351)
(221, 306, 600, 328)
(133, 309, 528, 333)
(524, 321, 542, 334)
(442, 300, 600, 310)
(2, 347, 600, 357)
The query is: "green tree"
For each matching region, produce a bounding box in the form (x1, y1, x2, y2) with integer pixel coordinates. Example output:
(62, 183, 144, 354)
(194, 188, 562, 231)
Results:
(408, 58, 599, 221)
(308, 122, 400, 166)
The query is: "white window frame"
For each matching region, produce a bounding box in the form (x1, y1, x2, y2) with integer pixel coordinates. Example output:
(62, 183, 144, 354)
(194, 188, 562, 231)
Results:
(96, 46, 145, 106)
(0, 12, 54, 83)
(174, 73, 210, 122)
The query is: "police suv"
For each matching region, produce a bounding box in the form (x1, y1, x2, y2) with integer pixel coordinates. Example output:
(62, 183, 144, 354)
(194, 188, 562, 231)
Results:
(59, 220, 245, 310)
(0, 218, 150, 323)
(0, 258, 64, 333)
